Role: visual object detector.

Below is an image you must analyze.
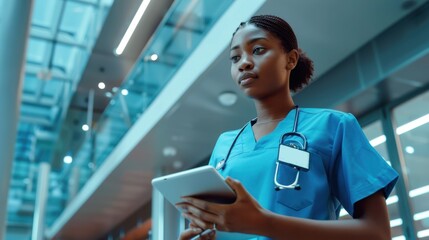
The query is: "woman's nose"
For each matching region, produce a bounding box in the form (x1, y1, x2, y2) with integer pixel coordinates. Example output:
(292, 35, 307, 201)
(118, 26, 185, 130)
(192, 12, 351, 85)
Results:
(238, 55, 254, 71)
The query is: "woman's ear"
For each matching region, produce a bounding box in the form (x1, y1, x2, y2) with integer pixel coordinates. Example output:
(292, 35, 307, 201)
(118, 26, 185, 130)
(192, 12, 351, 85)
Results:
(286, 49, 299, 70)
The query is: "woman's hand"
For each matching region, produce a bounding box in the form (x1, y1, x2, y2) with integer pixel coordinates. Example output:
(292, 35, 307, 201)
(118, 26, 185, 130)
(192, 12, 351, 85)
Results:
(178, 222, 216, 240)
(176, 177, 266, 234)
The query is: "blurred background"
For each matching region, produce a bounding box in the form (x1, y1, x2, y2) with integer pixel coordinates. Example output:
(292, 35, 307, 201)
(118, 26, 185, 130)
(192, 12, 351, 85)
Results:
(0, 0, 428, 239)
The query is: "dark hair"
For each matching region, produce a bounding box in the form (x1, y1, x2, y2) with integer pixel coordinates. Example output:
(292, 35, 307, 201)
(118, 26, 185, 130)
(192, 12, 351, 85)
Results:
(233, 15, 314, 92)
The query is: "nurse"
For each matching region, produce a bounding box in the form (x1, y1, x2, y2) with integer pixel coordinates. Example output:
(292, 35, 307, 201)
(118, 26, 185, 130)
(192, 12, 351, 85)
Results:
(177, 15, 398, 240)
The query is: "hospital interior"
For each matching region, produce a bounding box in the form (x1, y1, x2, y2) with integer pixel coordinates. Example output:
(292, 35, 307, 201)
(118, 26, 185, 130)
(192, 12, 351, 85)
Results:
(1, 0, 429, 239)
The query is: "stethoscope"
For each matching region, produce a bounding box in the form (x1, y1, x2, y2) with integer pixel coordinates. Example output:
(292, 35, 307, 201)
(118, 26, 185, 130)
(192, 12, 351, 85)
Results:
(215, 106, 310, 191)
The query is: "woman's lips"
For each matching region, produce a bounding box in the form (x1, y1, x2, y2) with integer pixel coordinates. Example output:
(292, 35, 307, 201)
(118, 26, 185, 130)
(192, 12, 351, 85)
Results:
(240, 77, 256, 86)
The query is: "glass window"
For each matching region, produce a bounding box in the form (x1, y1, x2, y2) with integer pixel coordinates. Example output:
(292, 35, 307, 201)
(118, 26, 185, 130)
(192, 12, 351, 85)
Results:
(393, 90, 429, 239)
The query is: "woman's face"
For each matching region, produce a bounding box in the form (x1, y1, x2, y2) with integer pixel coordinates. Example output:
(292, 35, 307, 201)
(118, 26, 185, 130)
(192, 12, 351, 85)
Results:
(230, 24, 293, 99)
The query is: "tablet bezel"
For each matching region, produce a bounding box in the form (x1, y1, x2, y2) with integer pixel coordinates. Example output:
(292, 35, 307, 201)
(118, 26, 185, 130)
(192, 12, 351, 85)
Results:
(151, 165, 236, 207)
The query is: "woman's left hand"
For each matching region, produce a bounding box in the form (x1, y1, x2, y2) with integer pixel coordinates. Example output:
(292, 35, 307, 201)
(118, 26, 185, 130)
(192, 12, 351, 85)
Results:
(176, 177, 266, 234)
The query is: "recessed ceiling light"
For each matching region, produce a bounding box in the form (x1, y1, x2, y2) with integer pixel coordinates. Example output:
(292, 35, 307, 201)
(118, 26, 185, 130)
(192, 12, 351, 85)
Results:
(112, 87, 118, 93)
(173, 160, 183, 170)
(163, 146, 177, 157)
(63, 156, 73, 164)
(82, 124, 89, 131)
(150, 54, 158, 61)
(105, 92, 113, 98)
(121, 89, 129, 96)
(405, 146, 415, 154)
(218, 91, 238, 106)
(98, 82, 105, 89)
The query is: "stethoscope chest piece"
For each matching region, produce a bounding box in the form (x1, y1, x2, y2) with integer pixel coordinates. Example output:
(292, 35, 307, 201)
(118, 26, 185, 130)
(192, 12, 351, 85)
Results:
(273, 107, 310, 191)
(274, 140, 310, 191)
(216, 159, 226, 171)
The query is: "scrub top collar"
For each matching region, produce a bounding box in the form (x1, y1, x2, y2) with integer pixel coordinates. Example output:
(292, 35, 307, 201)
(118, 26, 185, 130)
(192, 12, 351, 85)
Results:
(246, 107, 299, 150)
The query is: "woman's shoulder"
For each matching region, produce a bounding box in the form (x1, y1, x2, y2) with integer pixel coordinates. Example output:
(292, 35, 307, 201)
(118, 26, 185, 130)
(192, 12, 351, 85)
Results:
(218, 127, 244, 142)
(300, 107, 355, 121)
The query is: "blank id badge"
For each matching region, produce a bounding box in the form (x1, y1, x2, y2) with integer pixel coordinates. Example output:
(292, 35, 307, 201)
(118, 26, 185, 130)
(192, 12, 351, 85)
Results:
(278, 144, 310, 171)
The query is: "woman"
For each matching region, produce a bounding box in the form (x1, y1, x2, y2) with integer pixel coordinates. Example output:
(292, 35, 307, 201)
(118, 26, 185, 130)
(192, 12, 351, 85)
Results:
(177, 15, 398, 240)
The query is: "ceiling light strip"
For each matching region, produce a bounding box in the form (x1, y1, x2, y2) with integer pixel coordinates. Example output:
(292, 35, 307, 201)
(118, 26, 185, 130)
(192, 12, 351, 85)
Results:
(396, 113, 429, 135)
(392, 235, 405, 240)
(390, 218, 403, 227)
(369, 135, 386, 147)
(369, 113, 429, 147)
(115, 0, 152, 55)
(418, 229, 429, 238)
(414, 210, 429, 221)
(409, 184, 429, 197)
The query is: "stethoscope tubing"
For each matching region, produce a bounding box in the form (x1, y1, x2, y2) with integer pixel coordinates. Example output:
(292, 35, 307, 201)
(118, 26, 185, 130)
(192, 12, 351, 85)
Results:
(216, 106, 306, 191)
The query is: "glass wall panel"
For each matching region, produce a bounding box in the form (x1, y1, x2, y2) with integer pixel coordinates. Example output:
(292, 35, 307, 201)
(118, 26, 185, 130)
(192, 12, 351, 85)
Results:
(393, 90, 429, 239)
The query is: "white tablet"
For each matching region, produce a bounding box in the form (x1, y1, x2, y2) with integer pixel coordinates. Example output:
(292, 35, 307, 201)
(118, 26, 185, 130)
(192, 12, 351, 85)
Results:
(152, 165, 258, 240)
(151, 165, 236, 206)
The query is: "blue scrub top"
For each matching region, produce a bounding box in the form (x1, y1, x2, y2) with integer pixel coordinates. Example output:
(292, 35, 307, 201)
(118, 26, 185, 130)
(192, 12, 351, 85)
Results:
(208, 108, 398, 240)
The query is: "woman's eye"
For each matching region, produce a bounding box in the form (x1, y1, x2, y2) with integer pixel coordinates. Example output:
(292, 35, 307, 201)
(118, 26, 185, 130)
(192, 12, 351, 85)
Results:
(253, 47, 265, 55)
(230, 55, 240, 63)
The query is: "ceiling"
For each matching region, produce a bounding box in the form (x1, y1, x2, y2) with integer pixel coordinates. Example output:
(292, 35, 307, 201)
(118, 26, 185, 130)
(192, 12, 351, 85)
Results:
(6, 0, 429, 239)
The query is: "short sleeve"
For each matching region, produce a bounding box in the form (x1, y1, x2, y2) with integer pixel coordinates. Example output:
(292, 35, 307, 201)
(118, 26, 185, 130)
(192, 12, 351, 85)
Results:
(330, 113, 398, 217)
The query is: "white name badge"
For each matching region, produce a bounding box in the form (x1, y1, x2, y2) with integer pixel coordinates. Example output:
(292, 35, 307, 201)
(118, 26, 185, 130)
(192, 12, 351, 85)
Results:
(278, 145, 310, 171)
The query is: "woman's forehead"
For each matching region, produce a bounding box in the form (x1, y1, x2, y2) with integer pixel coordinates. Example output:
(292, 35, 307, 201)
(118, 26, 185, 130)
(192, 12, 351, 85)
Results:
(231, 24, 273, 48)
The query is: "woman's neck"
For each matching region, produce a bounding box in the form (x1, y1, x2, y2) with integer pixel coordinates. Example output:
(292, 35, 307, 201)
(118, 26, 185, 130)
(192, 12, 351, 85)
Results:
(254, 92, 295, 123)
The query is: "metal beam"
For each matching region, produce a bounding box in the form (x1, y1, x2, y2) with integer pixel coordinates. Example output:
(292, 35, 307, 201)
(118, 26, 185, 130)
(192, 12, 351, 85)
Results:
(29, 33, 88, 50)
(382, 109, 418, 240)
(0, 1, 34, 239)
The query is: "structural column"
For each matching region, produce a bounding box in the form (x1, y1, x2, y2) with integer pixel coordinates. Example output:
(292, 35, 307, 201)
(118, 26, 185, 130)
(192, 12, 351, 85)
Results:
(32, 163, 51, 240)
(151, 171, 184, 240)
(0, 0, 34, 239)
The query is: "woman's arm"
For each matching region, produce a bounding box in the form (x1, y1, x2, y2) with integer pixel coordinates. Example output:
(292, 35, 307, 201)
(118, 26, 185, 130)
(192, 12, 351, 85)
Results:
(258, 190, 390, 240)
(177, 178, 391, 240)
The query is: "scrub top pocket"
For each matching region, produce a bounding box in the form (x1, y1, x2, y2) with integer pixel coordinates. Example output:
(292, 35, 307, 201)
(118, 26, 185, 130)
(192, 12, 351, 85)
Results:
(275, 163, 313, 211)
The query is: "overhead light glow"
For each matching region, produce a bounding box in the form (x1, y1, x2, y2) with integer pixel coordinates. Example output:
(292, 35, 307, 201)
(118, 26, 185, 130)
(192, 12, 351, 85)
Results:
(163, 146, 177, 157)
(339, 208, 348, 217)
(115, 0, 152, 55)
(386, 195, 398, 205)
(390, 218, 403, 228)
(405, 146, 415, 154)
(369, 112, 429, 147)
(63, 156, 73, 164)
(150, 54, 158, 61)
(414, 210, 429, 221)
(105, 92, 113, 98)
(82, 124, 89, 131)
(98, 82, 105, 89)
(121, 89, 129, 96)
(370, 135, 386, 147)
(392, 236, 405, 240)
(396, 113, 429, 135)
(409, 184, 429, 198)
(218, 91, 238, 106)
(418, 229, 429, 238)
